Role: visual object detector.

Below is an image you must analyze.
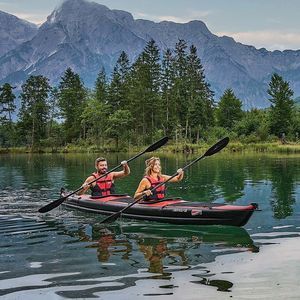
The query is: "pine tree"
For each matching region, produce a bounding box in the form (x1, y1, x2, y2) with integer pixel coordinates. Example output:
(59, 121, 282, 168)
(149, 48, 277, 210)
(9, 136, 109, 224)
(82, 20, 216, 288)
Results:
(0, 83, 16, 147)
(105, 109, 133, 150)
(18, 75, 51, 148)
(172, 39, 189, 139)
(108, 51, 130, 111)
(186, 45, 214, 141)
(81, 97, 110, 142)
(128, 39, 161, 141)
(216, 88, 243, 130)
(0, 83, 16, 123)
(94, 67, 108, 103)
(58, 68, 87, 143)
(268, 73, 294, 137)
(161, 48, 175, 135)
(47, 87, 60, 139)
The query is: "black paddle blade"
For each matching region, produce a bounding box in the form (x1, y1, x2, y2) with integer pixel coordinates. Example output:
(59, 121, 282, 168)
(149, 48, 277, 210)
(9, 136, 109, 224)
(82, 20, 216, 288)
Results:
(38, 196, 66, 213)
(204, 137, 229, 157)
(145, 136, 169, 152)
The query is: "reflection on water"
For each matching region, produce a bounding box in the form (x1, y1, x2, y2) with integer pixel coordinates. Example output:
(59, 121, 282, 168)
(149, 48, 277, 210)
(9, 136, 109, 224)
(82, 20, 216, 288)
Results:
(0, 215, 258, 298)
(0, 153, 300, 298)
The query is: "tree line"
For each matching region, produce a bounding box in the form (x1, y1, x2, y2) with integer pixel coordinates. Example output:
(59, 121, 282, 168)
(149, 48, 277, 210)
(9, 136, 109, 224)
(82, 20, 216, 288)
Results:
(0, 39, 299, 151)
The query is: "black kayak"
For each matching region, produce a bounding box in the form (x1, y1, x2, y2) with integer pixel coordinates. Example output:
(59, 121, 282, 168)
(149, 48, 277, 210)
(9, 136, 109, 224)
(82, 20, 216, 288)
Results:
(62, 193, 258, 227)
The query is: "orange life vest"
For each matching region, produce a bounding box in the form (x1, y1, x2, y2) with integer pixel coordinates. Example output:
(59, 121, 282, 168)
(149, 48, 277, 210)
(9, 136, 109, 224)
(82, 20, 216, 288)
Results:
(90, 172, 115, 196)
(144, 175, 166, 200)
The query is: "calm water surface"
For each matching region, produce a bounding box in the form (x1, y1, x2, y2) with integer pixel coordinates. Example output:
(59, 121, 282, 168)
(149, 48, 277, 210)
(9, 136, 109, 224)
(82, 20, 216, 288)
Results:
(0, 152, 299, 299)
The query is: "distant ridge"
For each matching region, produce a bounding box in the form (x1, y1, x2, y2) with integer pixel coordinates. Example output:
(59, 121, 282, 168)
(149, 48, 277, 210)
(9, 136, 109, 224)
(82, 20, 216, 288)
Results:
(0, 0, 300, 108)
(0, 10, 37, 57)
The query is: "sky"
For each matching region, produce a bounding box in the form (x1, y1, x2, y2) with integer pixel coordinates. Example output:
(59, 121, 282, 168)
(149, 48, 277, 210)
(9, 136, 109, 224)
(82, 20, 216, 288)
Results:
(1, 0, 300, 51)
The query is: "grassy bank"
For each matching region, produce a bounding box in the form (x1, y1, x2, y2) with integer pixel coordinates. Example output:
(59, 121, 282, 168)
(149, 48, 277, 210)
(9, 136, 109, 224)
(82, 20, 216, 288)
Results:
(1, 141, 300, 154)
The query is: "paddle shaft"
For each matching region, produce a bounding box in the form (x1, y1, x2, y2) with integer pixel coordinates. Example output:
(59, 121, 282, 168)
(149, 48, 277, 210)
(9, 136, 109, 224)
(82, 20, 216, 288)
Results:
(103, 169, 183, 219)
(100, 137, 229, 223)
(38, 136, 169, 213)
(106, 155, 204, 217)
(70, 142, 170, 196)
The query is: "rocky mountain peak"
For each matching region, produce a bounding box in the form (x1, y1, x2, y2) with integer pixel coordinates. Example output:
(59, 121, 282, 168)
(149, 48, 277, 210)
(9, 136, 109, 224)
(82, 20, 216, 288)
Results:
(0, 0, 300, 108)
(0, 10, 37, 57)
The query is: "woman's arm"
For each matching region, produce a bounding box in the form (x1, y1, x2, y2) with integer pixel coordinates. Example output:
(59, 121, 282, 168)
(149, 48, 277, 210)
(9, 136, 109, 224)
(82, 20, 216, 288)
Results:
(134, 178, 152, 199)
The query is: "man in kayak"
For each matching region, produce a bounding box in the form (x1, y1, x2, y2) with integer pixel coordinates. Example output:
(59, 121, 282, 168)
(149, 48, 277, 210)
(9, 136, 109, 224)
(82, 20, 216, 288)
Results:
(134, 156, 184, 200)
(78, 157, 130, 196)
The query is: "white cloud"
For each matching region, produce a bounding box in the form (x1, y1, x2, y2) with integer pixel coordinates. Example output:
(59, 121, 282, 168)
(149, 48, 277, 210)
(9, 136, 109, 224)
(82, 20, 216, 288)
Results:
(133, 10, 211, 24)
(12, 12, 47, 24)
(217, 30, 300, 51)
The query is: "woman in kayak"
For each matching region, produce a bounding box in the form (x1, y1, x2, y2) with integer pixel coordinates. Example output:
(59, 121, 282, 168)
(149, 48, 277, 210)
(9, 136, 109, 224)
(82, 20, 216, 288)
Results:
(134, 157, 184, 201)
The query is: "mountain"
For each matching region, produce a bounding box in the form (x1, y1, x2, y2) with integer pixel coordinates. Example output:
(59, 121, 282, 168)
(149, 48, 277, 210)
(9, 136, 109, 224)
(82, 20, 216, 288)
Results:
(0, 0, 300, 108)
(0, 10, 37, 57)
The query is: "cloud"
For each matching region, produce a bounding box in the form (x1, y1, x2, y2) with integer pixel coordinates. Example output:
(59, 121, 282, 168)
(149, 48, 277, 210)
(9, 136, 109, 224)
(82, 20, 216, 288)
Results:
(216, 30, 300, 51)
(11, 12, 47, 24)
(134, 10, 211, 24)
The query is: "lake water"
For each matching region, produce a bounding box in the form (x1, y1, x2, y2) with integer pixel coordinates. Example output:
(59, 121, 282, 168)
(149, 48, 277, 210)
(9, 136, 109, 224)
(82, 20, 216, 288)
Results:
(0, 152, 300, 299)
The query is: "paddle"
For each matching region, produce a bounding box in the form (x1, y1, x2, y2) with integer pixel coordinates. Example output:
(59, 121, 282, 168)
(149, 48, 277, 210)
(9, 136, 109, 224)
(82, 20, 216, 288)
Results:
(38, 136, 169, 213)
(100, 136, 229, 224)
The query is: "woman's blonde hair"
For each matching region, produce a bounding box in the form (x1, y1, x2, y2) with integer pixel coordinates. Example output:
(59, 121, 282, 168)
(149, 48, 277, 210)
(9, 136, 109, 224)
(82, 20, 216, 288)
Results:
(144, 157, 161, 176)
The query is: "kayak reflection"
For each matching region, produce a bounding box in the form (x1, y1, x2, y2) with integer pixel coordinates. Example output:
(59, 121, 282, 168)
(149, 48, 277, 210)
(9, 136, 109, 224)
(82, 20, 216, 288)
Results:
(80, 222, 258, 271)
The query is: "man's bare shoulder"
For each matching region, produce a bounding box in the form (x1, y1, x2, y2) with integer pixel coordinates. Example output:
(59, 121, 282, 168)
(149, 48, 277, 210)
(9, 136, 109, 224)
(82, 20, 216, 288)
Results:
(86, 175, 96, 182)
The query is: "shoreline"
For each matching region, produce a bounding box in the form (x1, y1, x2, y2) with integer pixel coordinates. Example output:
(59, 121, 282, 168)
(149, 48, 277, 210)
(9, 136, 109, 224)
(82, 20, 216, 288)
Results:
(1, 142, 300, 155)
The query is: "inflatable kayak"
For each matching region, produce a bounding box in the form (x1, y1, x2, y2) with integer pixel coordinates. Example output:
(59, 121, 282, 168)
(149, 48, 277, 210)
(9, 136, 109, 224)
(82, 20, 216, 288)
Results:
(62, 193, 258, 227)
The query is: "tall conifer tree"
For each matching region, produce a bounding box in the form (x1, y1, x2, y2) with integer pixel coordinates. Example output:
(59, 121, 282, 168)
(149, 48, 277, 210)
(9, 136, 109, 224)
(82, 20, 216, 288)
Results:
(108, 51, 130, 110)
(19, 75, 51, 148)
(186, 45, 214, 140)
(94, 67, 108, 103)
(161, 48, 175, 135)
(0, 83, 16, 123)
(268, 73, 294, 137)
(216, 88, 243, 130)
(58, 68, 87, 142)
(172, 39, 189, 137)
(128, 39, 161, 141)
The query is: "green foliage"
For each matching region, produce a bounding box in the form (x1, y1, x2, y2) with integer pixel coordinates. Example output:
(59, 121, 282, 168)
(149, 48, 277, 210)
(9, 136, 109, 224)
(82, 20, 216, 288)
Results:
(186, 45, 215, 141)
(0, 83, 16, 147)
(18, 75, 51, 148)
(0, 83, 16, 123)
(172, 39, 189, 127)
(1, 40, 300, 152)
(94, 67, 108, 103)
(216, 88, 243, 129)
(58, 68, 87, 143)
(268, 73, 294, 137)
(127, 39, 162, 142)
(107, 51, 130, 110)
(234, 109, 269, 141)
(81, 97, 110, 141)
(161, 48, 175, 135)
(105, 109, 133, 150)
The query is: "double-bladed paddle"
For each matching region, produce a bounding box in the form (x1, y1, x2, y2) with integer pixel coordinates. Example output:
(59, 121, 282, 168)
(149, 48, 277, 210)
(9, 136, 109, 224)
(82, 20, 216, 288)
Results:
(38, 136, 169, 213)
(100, 136, 229, 224)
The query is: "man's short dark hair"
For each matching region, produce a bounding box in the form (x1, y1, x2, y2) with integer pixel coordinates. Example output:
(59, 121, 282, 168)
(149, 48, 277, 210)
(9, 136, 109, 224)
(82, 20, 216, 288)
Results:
(95, 157, 106, 164)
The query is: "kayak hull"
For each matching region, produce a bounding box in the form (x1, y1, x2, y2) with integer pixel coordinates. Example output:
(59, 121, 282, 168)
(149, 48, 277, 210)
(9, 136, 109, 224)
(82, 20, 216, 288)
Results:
(63, 194, 257, 227)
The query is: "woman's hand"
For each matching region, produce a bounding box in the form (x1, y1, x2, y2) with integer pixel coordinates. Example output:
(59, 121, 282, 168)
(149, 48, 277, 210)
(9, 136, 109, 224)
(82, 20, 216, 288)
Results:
(143, 190, 152, 197)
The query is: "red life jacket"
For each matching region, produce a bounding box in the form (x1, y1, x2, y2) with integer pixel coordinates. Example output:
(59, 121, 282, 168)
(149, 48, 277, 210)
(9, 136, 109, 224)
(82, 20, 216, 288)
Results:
(144, 175, 166, 200)
(90, 172, 115, 196)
